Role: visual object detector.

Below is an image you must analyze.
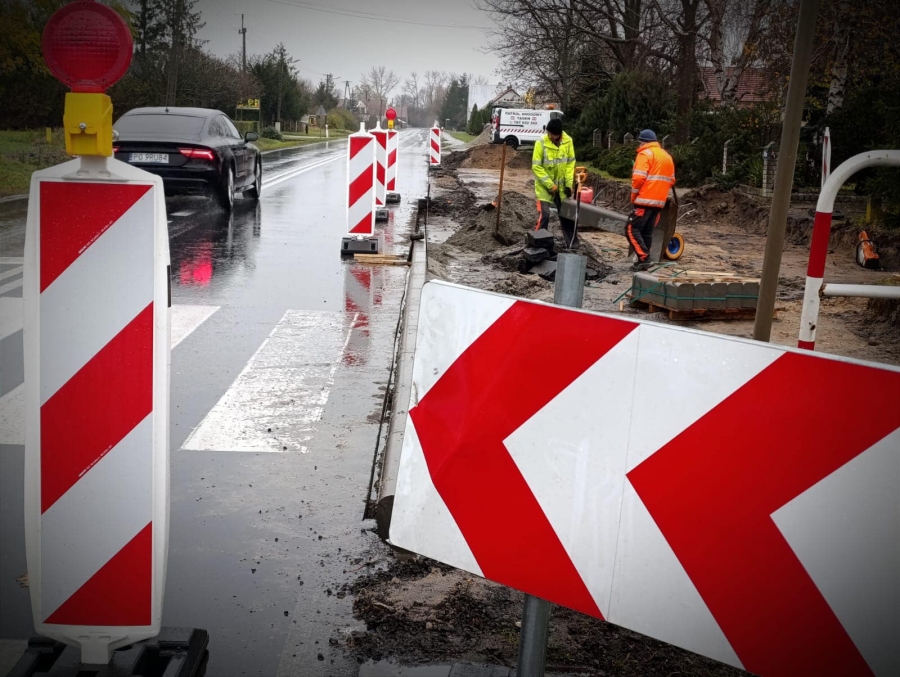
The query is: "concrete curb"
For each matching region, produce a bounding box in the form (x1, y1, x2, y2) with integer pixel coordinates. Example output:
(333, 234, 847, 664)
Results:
(374, 216, 427, 542)
(0, 194, 28, 203)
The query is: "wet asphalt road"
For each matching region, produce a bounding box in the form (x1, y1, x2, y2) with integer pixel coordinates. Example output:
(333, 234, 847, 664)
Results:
(0, 129, 431, 675)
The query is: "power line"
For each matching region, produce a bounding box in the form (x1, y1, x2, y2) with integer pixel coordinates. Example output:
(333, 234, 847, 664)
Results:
(261, 0, 492, 29)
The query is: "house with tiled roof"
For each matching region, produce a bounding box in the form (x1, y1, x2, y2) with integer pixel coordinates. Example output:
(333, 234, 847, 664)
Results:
(699, 67, 774, 107)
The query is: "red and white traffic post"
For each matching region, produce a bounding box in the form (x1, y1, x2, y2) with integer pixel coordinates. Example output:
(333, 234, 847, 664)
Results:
(799, 149, 900, 349)
(370, 121, 390, 222)
(391, 280, 900, 677)
(341, 122, 380, 255)
(429, 122, 441, 167)
(24, 1, 170, 663)
(385, 107, 401, 204)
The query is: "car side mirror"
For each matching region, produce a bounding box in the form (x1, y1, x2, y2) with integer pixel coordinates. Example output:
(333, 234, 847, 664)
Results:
(245, 132, 259, 142)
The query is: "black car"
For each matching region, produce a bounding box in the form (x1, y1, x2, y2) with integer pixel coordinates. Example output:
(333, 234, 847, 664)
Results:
(113, 107, 261, 211)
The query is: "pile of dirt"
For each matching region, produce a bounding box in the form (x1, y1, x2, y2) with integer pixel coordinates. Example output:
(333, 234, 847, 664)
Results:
(442, 144, 532, 171)
(445, 191, 537, 252)
(344, 557, 747, 675)
(469, 124, 493, 147)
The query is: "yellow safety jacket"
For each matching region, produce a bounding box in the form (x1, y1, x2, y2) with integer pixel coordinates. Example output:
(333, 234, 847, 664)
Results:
(533, 132, 576, 203)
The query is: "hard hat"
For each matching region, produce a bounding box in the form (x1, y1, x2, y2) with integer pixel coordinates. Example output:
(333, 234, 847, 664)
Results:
(638, 129, 657, 142)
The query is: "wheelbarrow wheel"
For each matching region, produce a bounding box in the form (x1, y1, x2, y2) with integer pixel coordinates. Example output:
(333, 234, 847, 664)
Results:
(664, 232, 685, 261)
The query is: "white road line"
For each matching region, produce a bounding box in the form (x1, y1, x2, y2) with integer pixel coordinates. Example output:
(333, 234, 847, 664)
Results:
(171, 305, 220, 348)
(169, 209, 197, 218)
(0, 257, 24, 265)
(262, 155, 342, 190)
(0, 266, 23, 281)
(181, 309, 356, 453)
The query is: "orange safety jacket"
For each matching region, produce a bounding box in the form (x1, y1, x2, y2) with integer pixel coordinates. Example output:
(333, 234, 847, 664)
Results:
(631, 142, 675, 208)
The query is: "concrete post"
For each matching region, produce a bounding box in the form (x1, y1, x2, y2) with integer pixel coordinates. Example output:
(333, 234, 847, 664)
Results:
(723, 139, 733, 174)
(608, 132, 613, 149)
(517, 252, 586, 676)
(624, 132, 635, 145)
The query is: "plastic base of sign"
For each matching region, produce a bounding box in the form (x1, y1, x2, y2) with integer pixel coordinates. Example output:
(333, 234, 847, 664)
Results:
(6, 628, 209, 677)
(341, 235, 380, 255)
(375, 209, 389, 222)
(386, 193, 402, 204)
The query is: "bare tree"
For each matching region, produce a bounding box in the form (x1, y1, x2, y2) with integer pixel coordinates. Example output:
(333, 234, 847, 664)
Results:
(361, 66, 400, 118)
(826, 0, 851, 114)
(423, 70, 448, 119)
(478, 0, 599, 112)
(403, 71, 421, 110)
(469, 73, 490, 86)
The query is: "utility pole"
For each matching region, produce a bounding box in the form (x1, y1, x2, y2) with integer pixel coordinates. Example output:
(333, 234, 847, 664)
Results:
(343, 81, 351, 108)
(165, 0, 184, 106)
(239, 14, 247, 72)
(753, 0, 821, 342)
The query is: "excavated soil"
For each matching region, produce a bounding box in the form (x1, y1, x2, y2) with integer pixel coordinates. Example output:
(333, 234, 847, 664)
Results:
(346, 557, 748, 676)
(445, 190, 536, 250)
(443, 143, 532, 171)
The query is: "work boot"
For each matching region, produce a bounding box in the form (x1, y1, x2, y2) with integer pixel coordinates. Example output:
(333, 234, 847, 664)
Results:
(631, 260, 652, 271)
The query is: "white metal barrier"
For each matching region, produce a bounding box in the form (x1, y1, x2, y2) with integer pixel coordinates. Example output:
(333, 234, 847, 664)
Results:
(798, 150, 900, 350)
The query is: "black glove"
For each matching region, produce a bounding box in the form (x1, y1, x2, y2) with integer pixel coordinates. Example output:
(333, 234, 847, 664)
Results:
(564, 186, 572, 198)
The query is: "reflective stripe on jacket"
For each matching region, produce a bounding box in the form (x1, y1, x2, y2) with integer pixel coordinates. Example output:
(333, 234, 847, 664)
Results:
(631, 142, 675, 207)
(533, 132, 576, 203)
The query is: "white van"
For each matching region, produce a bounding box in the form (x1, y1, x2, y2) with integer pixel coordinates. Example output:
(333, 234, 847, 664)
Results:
(491, 107, 564, 149)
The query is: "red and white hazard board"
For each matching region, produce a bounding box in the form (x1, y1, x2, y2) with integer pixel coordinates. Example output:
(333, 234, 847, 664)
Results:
(429, 126, 441, 166)
(390, 281, 900, 677)
(23, 157, 170, 663)
(371, 124, 388, 207)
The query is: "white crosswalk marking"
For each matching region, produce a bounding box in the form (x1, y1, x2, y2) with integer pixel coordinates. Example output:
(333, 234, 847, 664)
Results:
(0, 384, 24, 445)
(181, 310, 355, 453)
(0, 266, 23, 281)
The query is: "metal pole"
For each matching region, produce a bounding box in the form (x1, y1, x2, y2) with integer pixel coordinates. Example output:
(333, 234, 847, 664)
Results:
(516, 251, 587, 677)
(753, 0, 820, 342)
(554, 252, 587, 308)
(240, 15, 246, 72)
(517, 595, 551, 677)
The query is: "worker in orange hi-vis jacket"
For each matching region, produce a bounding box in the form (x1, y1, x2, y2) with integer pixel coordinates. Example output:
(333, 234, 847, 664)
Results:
(627, 129, 675, 270)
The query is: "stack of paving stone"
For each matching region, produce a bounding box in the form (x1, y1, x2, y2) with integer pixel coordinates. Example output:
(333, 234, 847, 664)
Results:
(630, 270, 760, 314)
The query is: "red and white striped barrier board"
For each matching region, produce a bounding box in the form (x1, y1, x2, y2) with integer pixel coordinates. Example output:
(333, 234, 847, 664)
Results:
(347, 124, 376, 237)
(23, 157, 170, 663)
(391, 281, 900, 677)
(386, 129, 399, 193)
(429, 126, 441, 166)
(371, 123, 388, 207)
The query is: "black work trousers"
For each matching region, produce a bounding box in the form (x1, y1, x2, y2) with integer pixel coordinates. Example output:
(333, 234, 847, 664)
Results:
(536, 197, 577, 247)
(626, 206, 662, 262)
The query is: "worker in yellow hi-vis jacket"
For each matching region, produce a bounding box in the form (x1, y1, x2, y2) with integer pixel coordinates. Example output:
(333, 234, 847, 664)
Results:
(532, 118, 577, 245)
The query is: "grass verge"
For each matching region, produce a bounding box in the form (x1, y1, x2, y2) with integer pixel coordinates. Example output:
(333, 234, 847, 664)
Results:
(1, 129, 68, 197)
(258, 130, 350, 151)
(448, 131, 477, 143)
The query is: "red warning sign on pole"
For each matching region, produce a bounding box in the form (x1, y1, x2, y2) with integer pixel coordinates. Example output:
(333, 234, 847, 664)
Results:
(23, 1, 170, 663)
(391, 281, 900, 677)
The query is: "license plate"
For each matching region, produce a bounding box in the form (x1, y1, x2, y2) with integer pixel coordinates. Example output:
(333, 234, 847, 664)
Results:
(130, 153, 168, 164)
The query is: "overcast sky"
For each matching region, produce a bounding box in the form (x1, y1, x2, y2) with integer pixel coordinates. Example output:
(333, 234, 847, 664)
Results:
(194, 0, 503, 93)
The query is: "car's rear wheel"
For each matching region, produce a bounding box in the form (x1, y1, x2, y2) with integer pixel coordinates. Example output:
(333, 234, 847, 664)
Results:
(246, 158, 262, 200)
(217, 164, 235, 211)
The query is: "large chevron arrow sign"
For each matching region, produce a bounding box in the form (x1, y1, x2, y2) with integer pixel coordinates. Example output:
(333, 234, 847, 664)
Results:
(390, 280, 900, 677)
